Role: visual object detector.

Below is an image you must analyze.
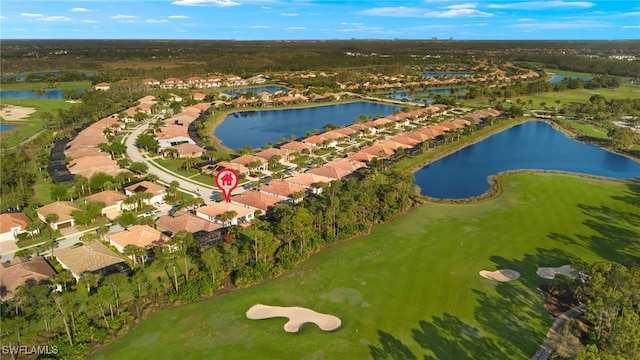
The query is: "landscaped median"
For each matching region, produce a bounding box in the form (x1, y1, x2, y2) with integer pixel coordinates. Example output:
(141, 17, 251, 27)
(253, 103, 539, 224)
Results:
(89, 172, 639, 359)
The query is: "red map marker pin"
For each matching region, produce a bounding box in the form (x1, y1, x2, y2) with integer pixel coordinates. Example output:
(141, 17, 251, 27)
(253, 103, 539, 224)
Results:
(215, 168, 239, 203)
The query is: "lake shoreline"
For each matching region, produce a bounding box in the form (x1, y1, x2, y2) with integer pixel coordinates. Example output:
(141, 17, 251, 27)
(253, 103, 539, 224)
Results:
(204, 99, 401, 151)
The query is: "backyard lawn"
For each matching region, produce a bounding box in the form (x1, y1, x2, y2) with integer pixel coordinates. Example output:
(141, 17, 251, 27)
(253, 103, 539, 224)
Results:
(89, 172, 639, 360)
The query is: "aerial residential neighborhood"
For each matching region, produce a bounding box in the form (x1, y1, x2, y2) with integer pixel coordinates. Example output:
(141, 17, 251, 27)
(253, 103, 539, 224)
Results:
(1, 2, 639, 358)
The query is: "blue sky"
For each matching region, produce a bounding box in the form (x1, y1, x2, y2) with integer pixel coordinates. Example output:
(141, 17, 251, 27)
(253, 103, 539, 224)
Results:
(1, 1, 638, 40)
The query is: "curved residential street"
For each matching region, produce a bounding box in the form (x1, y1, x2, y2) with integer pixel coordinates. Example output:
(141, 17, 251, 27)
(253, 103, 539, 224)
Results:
(124, 122, 234, 202)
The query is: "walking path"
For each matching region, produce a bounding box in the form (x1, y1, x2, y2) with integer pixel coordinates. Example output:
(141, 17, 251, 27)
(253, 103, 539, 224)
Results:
(530, 306, 586, 360)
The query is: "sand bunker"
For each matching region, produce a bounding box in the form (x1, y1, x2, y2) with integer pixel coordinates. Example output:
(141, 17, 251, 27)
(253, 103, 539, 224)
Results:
(246, 304, 341, 333)
(0, 105, 36, 121)
(479, 269, 520, 282)
(536, 265, 576, 280)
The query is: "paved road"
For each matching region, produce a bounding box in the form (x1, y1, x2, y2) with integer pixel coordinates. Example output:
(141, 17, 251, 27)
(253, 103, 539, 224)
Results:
(124, 122, 230, 202)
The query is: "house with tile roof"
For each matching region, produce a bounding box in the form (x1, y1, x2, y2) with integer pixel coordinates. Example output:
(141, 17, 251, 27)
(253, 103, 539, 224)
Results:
(195, 202, 255, 227)
(157, 211, 222, 234)
(155, 122, 194, 149)
(124, 181, 166, 205)
(157, 211, 224, 248)
(55, 241, 130, 281)
(280, 141, 313, 153)
(230, 155, 267, 171)
(36, 201, 82, 230)
(171, 143, 206, 158)
(93, 82, 110, 91)
(283, 173, 332, 194)
(255, 147, 292, 162)
(306, 165, 355, 181)
(0, 213, 37, 243)
(83, 190, 129, 218)
(108, 224, 169, 254)
(0, 257, 56, 300)
(258, 180, 307, 203)
(230, 190, 284, 215)
(201, 161, 249, 176)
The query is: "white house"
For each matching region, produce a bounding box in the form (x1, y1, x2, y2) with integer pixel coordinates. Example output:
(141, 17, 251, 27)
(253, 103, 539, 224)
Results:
(0, 213, 37, 243)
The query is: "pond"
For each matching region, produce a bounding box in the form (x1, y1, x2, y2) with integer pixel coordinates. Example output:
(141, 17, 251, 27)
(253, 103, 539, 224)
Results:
(0, 89, 86, 99)
(222, 86, 289, 97)
(547, 75, 592, 83)
(0, 124, 18, 132)
(215, 101, 401, 150)
(415, 121, 640, 199)
(387, 87, 466, 103)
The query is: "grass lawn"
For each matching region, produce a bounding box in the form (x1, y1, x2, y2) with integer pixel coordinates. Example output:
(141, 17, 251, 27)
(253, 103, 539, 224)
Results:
(0, 98, 76, 148)
(0, 81, 92, 91)
(461, 83, 639, 109)
(90, 173, 639, 360)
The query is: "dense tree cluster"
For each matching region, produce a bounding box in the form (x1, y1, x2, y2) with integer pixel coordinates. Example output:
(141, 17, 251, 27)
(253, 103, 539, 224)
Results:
(0, 169, 419, 359)
(552, 262, 640, 360)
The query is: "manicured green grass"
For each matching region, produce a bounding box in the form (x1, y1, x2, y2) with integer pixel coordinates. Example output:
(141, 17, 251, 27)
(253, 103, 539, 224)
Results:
(90, 173, 639, 360)
(0, 81, 91, 91)
(0, 98, 76, 148)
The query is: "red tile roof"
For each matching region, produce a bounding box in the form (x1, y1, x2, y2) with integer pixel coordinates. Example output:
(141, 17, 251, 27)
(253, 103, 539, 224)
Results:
(230, 190, 283, 212)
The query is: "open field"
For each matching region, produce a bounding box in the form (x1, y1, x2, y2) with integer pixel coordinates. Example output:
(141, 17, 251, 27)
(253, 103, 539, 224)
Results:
(0, 81, 91, 91)
(90, 172, 639, 360)
(0, 98, 76, 148)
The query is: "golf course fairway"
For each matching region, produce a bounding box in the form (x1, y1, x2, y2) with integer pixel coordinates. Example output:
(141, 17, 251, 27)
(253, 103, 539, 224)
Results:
(90, 172, 639, 360)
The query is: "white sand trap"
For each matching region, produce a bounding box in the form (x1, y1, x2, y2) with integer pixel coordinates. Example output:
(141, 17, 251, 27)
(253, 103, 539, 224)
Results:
(246, 304, 341, 333)
(536, 265, 576, 280)
(479, 269, 520, 282)
(0, 105, 36, 121)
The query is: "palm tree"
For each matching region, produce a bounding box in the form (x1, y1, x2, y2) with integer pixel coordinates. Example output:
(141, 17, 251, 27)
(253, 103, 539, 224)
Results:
(217, 210, 238, 227)
(78, 271, 101, 295)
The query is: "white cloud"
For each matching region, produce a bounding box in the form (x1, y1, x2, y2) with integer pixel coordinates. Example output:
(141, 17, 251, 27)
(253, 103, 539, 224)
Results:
(0, 16, 5, 20)
(622, 25, 640, 29)
(337, 26, 383, 33)
(146, 19, 169, 23)
(261, 6, 270, 10)
(37, 16, 72, 22)
(281, 13, 299, 17)
(70, 7, 88, 12)
(21, 13, 44, 18)
(81, 19, 97, 23)
(425, 8, 493, 17)
(171, 0, 240, 6)
(361, 4, 492, 18)
(251, 25, 269, 28)
(340, 22, 364, 26)
(489, 1, 595, 10)
(518, 18, 534, 21)
(510, 21, 608, 29)
(168, 15, 190, 19)
(111, 15, 137, 19)
(360, 7, 424, 17)
(286, 26, 305, 30)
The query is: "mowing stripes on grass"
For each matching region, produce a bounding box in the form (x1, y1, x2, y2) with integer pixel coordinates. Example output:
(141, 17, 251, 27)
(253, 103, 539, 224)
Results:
(90, 173, 639, 360)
